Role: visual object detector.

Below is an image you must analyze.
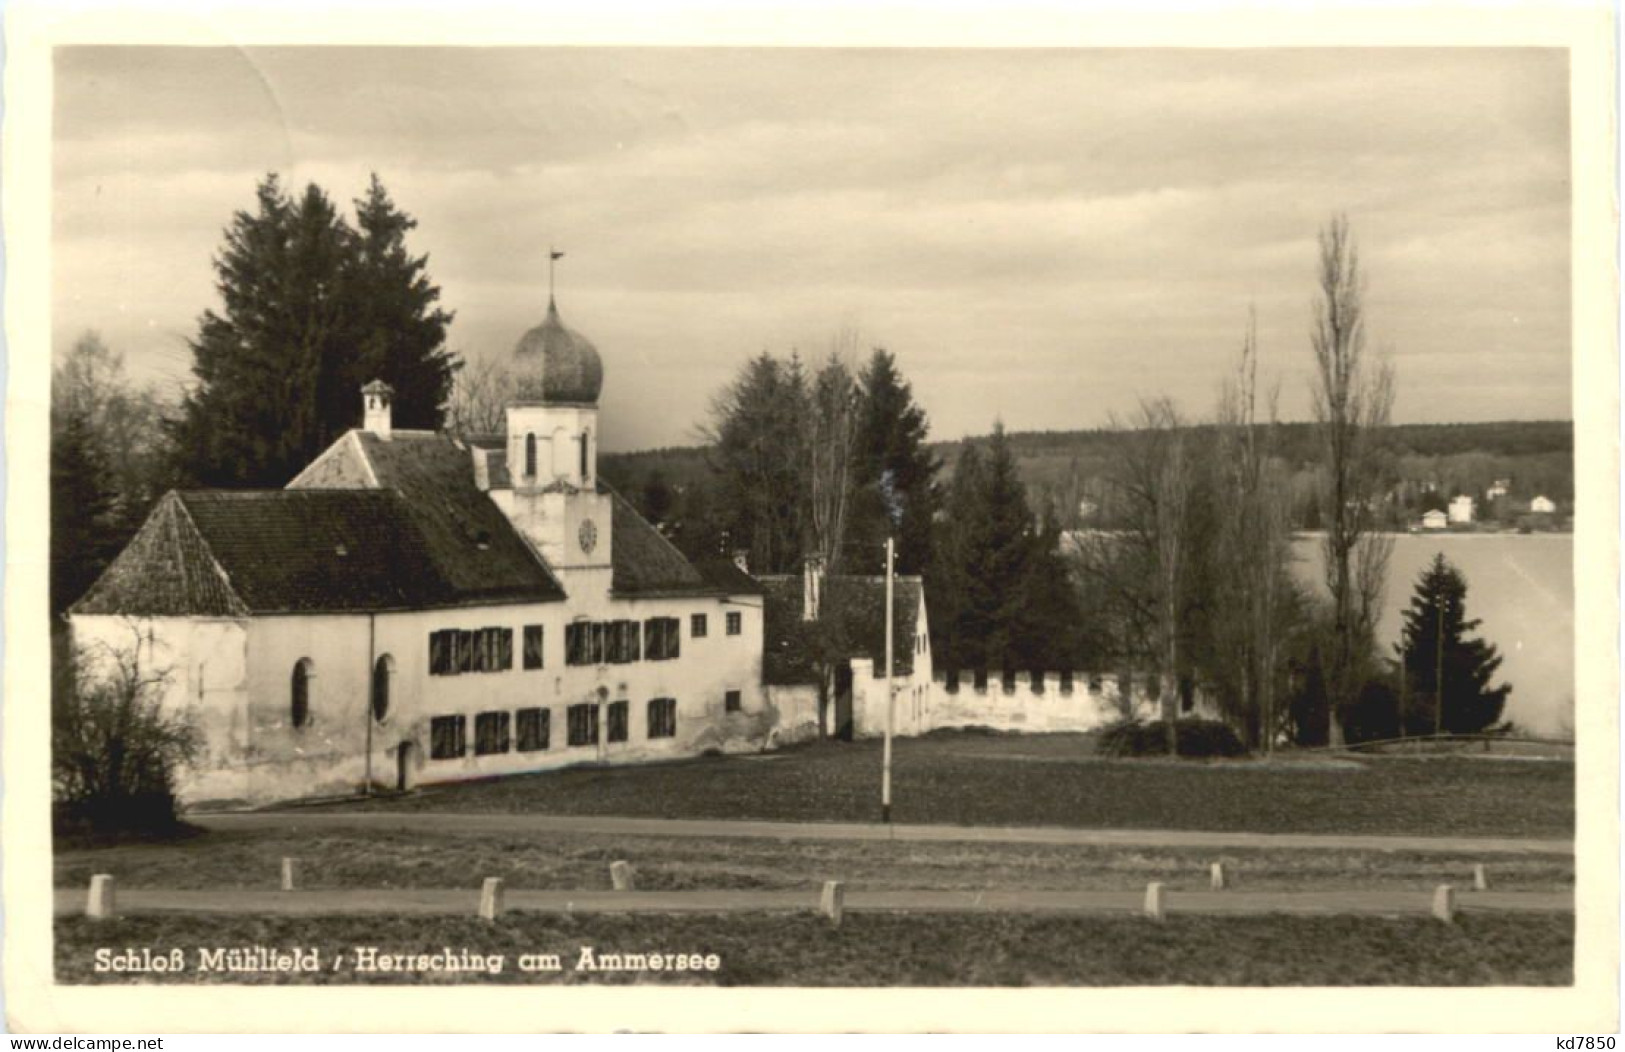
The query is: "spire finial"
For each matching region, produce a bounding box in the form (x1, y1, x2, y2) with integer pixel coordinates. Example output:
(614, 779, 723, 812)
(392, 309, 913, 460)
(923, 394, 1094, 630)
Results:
(549, 246, 565, 308)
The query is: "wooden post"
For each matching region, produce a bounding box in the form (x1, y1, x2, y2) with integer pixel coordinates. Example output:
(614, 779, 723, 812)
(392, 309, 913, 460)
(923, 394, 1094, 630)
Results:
(820, 881, 845, 927)
(280, 858, 298, 892)
(479, 877, 505, 920)
(86, 874, 116, 920)
(1472, 864, 1488, 891)
(610, 860, 636, 891)
(1209, 862, 1226, 890)
(1431, 884, 1456, 924)
(1143, 881, 1166, 921)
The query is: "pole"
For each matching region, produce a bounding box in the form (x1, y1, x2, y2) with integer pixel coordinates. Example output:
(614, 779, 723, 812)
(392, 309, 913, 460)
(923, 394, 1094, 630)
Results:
(882, 537, 895, 824)
(1434, 591, 1445, 737)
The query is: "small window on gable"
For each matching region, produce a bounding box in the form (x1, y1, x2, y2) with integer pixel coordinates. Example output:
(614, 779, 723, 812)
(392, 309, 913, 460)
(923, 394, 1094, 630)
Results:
(525, 433, 537, 478)
(290, 658, 314, 729)
(580, 429, 590, 478)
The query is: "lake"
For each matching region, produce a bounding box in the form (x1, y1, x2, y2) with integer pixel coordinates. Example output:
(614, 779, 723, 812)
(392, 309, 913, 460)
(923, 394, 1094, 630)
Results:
(1290, 533, 1574, 736)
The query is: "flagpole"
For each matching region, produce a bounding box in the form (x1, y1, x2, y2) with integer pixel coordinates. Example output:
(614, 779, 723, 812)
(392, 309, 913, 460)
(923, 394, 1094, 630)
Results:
(882, 536, 894, 824)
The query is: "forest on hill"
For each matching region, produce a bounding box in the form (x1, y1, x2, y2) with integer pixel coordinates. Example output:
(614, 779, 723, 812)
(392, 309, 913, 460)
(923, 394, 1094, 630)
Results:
(601, 418, 1574, 532)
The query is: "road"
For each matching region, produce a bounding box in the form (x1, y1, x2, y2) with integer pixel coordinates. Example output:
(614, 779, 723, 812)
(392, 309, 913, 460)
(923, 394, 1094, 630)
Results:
(192, 810, 1575, 857)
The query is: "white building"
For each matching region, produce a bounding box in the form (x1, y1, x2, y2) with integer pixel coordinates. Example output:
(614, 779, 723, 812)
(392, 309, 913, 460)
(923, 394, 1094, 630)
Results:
(1421, 509, 1449, 530)
(70, 296, 773, 806)
(1530, 495, 1557, 514)
(1448, 494, 1475, 524)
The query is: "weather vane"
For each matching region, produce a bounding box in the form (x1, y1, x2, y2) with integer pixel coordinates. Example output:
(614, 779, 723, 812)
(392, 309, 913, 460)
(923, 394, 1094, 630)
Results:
(549, 245, 565, 303)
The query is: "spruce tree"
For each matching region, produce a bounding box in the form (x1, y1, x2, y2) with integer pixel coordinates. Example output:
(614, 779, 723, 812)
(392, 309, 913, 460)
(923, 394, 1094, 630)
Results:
(1396, 553, 1511, 734)
(847, 349, 942, 575)
(173, 174, 455, 487)
(51, 409, 117, 612)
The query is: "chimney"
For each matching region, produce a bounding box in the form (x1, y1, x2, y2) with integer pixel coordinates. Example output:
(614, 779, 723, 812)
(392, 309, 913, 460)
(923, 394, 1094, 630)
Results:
(361, 379, 394, 440)
(802, 552, 826, 622)
(732, 548, 750, 575)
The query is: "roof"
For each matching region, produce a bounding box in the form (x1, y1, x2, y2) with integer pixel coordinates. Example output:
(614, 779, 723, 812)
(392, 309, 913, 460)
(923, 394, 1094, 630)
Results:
(606, 487, 760, 599)
(76, 426, 753, 617)
(759, 573, 923, 686)
(511, 298, 603, 404)
(72, 490, 467, 616)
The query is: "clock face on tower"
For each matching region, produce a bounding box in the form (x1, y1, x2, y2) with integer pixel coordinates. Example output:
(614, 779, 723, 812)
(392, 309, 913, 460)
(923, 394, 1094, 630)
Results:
(578, 518, 598, 555)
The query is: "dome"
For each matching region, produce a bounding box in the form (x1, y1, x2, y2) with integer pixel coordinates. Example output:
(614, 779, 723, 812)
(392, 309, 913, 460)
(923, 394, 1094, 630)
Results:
(510, 298, 603, 404)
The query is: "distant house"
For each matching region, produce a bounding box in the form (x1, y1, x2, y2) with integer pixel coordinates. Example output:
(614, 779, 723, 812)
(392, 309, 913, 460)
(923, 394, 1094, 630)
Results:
(1421, 509, 1448, 530)
(1530, 495, 1557, 515)
(1448, 495, 1475, 524)
(1487, 479, 1511, 501)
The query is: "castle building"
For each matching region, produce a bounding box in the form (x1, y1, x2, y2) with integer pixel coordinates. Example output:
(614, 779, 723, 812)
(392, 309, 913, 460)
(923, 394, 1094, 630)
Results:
(69, 295, 780, 806)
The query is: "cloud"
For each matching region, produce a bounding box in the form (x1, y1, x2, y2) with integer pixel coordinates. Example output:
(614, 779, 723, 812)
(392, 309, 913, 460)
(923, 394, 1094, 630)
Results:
(53, 46, 1570, 450)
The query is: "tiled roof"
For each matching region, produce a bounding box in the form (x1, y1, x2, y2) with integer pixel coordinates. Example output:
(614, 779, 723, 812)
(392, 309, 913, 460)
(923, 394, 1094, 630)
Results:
(759, 573, 923, 686)
(350, 432, 565, 604)
(607, 488, 747, 598)
(72, 490, 462, 616)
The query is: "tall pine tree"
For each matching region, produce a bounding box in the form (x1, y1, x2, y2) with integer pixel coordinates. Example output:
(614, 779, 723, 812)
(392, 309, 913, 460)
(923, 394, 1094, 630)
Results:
(1396, 553, 1511, 735)
(847, 349, 941, 575)
(173, 174, 455, 487)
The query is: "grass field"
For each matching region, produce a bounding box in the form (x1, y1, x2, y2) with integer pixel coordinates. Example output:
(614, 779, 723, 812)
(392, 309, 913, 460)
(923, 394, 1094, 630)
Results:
(55, 911, 1573, 986)
(307, 732, 1575, 839)
(56, 824, 1575, 894)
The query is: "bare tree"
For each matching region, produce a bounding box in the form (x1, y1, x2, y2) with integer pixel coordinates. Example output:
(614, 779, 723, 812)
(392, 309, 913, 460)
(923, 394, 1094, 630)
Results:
(1215, 309, 1294, 751)
(443, 354, 513, 438)
(806, 346, 860, 572)
(1310, 215, 1396, 745)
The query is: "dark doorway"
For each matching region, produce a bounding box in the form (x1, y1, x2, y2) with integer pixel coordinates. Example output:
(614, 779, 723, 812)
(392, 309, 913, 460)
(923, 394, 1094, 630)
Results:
(834, 664, 854, 741)
(396, 741, 417, 792)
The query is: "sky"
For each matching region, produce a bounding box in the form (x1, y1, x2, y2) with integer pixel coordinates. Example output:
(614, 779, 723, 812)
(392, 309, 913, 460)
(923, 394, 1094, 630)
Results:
(53, 47, 1571, 452)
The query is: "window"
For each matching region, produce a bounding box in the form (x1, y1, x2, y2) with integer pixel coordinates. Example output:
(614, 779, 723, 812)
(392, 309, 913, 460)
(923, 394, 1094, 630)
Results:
(524, 433, 537, 477)
(430, 715, 466, 760)
(290, 658, 314, 729)
(567, 703, 599, 747)
(648, 697, 677, 739)
(372, 655, 394, 723)
(429, 628, 512, 676)
(523, 625, 545, 670)
(644, 617, 680, 660)
(691, 613, 708, 638)
(516, 708, 550, 752)
(475, 711, 511, 755)
(608, 620, 641, 664)
(580, 430, 589, 478)
(724, 689, 742, 714)
(607, 700, 629, 743)
(726, 611, 743, 636)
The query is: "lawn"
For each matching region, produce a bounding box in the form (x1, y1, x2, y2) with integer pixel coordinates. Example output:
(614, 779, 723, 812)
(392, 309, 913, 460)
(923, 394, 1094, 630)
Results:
(55, 911, 1573, 986)
(56, 824, 1575, 894)
(305, 731, 1575, 839)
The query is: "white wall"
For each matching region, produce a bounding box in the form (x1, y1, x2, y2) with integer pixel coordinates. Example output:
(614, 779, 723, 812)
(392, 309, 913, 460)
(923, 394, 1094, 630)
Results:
(69, 614, 253, 805)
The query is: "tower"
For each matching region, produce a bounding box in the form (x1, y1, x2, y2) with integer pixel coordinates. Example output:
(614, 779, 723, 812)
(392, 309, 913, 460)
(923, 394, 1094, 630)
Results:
(502, 293, 613, 599)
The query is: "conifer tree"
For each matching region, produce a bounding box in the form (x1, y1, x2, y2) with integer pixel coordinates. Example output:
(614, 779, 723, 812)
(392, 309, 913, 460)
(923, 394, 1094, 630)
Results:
(847, 349, 942, 575)
(51, 408, 117, 612)
(173, 174, 455, 487)
(1396, 553, 1511, 735)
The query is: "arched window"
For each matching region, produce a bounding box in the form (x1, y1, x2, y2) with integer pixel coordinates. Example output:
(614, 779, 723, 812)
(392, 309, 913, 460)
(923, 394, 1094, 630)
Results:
(372, 654, 395, 723)
(524, 433, 537, 478)
(291, 658, 314, 729)
(579, 429, 590, 479)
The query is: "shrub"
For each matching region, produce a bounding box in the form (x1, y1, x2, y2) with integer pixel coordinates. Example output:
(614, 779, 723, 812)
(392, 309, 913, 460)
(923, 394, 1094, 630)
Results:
(53, 634, 201, 835)
(1097, 718, 1248, 759)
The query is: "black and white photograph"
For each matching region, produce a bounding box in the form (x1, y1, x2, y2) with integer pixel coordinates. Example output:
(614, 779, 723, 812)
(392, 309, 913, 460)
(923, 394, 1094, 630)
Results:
(4, 2, 1618, 1035)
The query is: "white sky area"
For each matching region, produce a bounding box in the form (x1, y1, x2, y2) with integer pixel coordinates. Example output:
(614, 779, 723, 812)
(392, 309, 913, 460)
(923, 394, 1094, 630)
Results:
(53, 47, 1570, 452)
